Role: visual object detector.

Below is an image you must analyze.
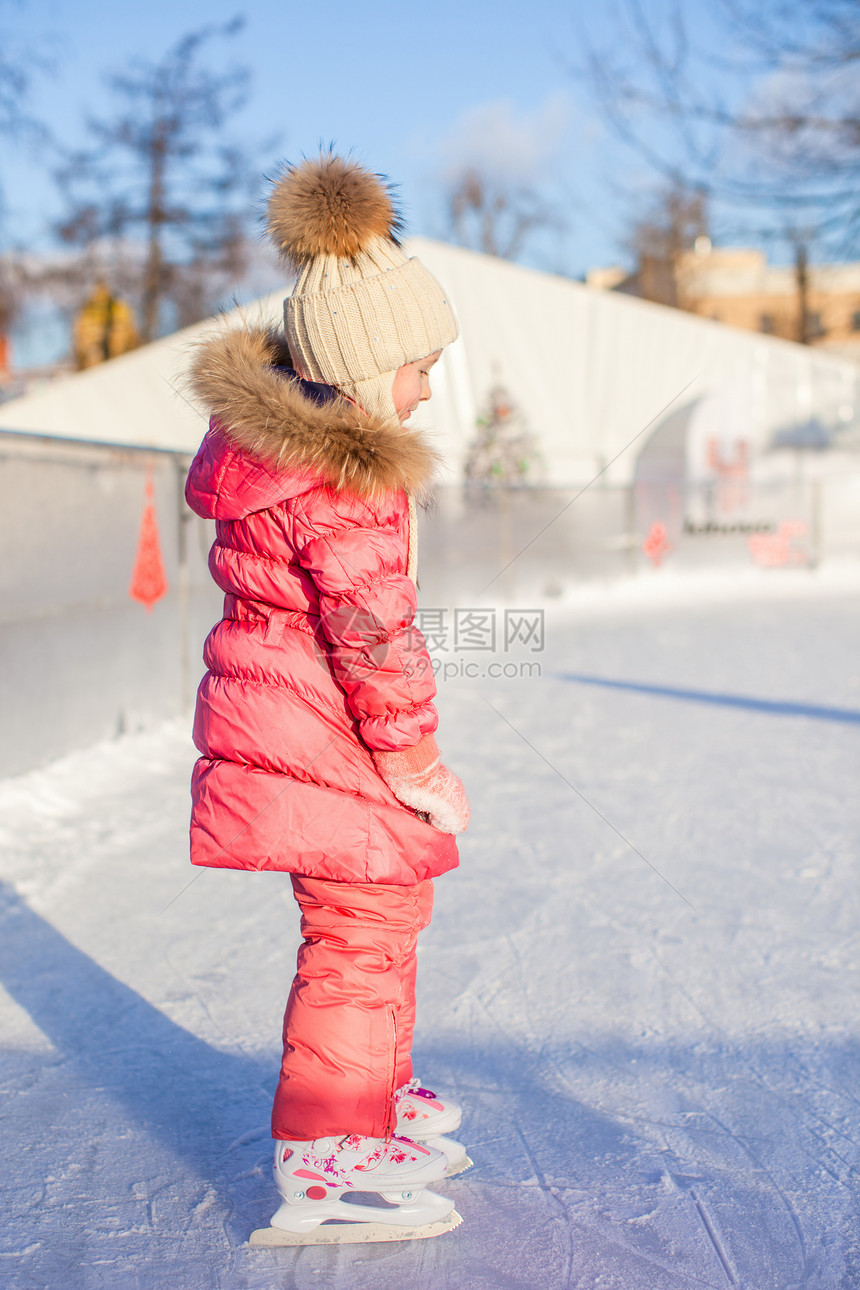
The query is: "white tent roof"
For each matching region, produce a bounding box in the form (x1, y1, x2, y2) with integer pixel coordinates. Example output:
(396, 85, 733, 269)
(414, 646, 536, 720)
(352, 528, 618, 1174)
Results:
(1, 238, 858, 485)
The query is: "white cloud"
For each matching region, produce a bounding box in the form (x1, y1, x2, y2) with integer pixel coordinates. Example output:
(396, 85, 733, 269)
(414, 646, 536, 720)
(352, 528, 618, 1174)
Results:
(435, 91, 576, 184)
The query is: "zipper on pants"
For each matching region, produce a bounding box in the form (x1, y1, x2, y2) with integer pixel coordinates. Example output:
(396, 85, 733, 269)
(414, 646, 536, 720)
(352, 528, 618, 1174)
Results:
(383, 1004, 398, 1140)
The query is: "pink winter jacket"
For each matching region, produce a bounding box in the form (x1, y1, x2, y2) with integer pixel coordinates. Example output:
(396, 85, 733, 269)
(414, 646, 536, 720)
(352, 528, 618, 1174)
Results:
(184, 328, 459, 885)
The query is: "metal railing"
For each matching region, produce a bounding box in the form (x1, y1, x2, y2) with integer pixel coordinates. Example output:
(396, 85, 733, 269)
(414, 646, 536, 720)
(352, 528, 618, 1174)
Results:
(0, 430, 221, 776)
(2, 427, 858, 776)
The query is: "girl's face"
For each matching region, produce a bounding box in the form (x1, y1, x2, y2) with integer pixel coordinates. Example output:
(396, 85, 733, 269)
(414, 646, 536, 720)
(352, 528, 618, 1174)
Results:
(391, 351, 442, 424)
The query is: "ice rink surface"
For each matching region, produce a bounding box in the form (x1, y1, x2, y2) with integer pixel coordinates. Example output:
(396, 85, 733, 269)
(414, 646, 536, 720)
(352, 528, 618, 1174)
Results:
(1, 570, 859, 1289)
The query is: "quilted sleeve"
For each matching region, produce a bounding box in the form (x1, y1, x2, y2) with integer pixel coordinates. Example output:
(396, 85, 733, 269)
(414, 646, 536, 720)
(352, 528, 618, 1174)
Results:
(292, 488, 439, 752)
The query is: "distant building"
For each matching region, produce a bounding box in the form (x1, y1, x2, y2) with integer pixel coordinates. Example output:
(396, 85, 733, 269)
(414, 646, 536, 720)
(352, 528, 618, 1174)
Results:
(588, 242, 860, 359)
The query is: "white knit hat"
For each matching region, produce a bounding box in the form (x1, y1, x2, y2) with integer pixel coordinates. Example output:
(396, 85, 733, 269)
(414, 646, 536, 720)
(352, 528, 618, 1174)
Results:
(266, 154, 459, 421)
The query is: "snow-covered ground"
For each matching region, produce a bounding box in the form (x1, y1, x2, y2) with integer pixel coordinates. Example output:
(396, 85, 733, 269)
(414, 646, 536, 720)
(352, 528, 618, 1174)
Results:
(1, 571, 859, 1289)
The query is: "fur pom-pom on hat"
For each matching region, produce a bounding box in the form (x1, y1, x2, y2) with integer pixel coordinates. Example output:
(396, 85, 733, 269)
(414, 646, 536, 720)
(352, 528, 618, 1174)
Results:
(267, 154, 403, 265)
(266, 150, 458, 421)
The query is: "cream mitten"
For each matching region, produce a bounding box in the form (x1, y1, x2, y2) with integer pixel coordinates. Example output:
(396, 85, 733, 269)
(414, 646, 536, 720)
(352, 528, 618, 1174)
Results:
(374, 734, 470, 834)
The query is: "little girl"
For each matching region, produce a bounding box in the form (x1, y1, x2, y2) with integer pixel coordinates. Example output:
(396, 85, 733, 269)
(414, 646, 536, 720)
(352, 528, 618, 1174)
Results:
(185, 154, 470, 1244)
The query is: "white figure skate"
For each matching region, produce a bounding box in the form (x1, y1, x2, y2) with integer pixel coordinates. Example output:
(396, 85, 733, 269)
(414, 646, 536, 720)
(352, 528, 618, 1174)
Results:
(249, 1134, 461, 1246)
(395, 1078, 473, 1176)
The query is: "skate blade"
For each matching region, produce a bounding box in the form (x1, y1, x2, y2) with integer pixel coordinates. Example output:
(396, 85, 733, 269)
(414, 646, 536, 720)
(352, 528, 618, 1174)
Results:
(249, 1210, 462, 1246)
(424, 1135, 473, 1177)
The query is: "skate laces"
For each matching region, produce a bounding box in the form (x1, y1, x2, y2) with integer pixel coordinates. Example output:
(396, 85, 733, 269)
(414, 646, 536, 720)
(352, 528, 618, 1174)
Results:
(398, 1076, 436, 1098)
(396, 1076, 439, 1104)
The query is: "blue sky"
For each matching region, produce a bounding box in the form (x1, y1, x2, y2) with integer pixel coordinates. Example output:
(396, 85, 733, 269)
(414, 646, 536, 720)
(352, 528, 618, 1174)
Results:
(2, 0, 644, 279)
(6, 0, 821, 337)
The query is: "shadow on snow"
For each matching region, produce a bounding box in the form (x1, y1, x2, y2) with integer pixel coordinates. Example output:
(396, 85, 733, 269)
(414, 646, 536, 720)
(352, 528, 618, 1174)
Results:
(3, 879, 860, 1288)
(0, 880, 274, 1244)
(556, 673, 860, 726)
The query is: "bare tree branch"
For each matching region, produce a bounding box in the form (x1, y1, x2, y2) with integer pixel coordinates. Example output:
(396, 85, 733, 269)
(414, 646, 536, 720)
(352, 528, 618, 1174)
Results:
(580, 0, 860, 256)
(445, 166, 564, 261)
(0, 0, 56, 333)
(53, 19, 269, 343)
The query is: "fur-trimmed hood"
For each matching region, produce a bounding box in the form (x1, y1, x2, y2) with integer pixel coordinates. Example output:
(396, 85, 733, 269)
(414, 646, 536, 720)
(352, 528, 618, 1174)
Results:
(185, 327, 439, 520)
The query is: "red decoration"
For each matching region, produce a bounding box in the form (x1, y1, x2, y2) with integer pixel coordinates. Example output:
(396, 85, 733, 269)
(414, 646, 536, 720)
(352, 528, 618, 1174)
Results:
(747, 520, 808, 567)
(643, 521, 672, 567)
(129, 475, 168, 611)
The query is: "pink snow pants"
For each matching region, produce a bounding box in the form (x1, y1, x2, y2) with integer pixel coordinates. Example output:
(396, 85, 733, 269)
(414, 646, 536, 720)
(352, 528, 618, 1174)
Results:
(271, 873, 434, 1141)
